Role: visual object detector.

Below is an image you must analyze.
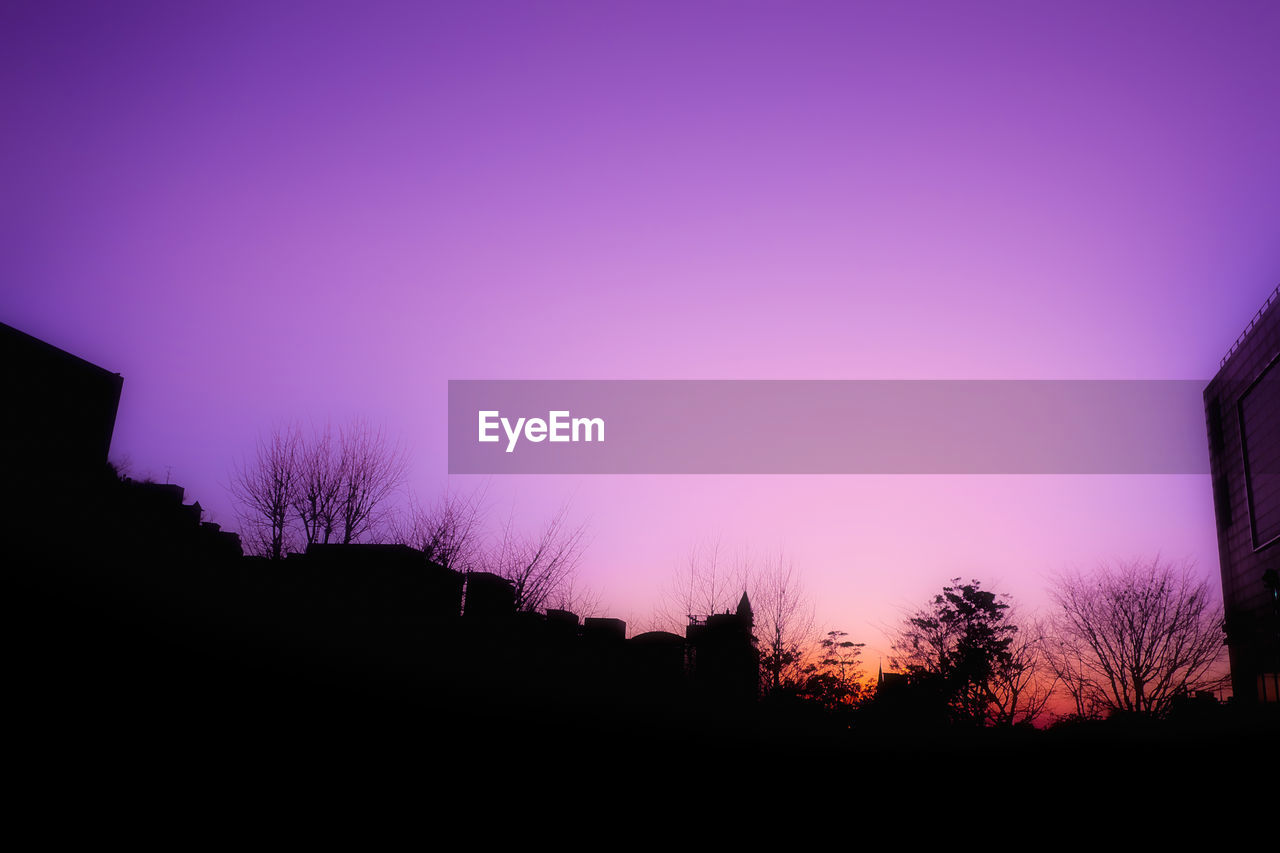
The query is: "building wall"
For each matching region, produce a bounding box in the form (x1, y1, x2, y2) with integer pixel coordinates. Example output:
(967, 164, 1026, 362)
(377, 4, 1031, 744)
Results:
(1204, 286, 1280, 704)
(1, 321, 123, 479)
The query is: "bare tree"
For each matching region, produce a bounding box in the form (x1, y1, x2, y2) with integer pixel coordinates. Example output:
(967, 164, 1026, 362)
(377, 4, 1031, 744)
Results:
(650, 538, 750, 634)
(1046, 558, 1228, 718)
(387, 490, 597, 613)
(648, 542, 813, 693)
(1043, 619, 1110, 720)
(985, 614, 1057, 727)
(489, 503, 592, 613)
(334, 418, 408, 545)
(752, 551, 815, 694)
(391, 486, 487, 572)
(293, 423, 342, 547)
(544, 571, 603, 619)
(230, 419, 407, 556)
(230, 426, 302, 560)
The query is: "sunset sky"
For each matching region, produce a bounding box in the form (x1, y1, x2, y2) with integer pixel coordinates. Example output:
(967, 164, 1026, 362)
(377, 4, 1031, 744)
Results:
(4, 1, 1278, 669)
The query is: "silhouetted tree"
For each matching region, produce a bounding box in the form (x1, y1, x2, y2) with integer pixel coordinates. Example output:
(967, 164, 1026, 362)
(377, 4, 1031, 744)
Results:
(1046, 559, 1228, 718)
(651, 543, 811, 693)
(490, 502, 591, 613)
(985, 614, 1056, 726)
(890, 578, 1017, 726)
(391, 486, 487, 572)
(1043, 625, 1109, 720)
(799, 630, 867, 710)
(333, 419, 408, 545)
(650, 538, 750, 634)
(753, 552, 815, 694)
(230, 419, 407, 556)
(230, 426, 301, 560)
(293, 423, 342, 547)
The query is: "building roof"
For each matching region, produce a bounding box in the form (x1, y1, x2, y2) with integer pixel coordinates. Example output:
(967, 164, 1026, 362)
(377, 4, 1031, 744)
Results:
(1220, 283, 1280, 369)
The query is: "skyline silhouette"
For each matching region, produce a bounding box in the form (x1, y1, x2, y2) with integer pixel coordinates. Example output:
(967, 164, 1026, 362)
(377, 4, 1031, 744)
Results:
(1, 317, 1261, 713)
(4, 298, 1275, 812)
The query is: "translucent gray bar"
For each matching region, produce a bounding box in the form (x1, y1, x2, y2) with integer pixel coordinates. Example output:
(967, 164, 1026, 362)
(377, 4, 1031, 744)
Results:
(448, 380, 1212, 474)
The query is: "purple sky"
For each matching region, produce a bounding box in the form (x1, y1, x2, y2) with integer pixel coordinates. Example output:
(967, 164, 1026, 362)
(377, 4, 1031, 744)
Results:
(4, 1, 1279, 665)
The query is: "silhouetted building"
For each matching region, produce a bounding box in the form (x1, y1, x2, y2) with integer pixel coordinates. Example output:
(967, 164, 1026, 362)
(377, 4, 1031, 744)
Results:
(463, 571, 516, 620)
(115, 480, 244, 560)
(583, 616, 626, 644)
(1, 321, 122, 482)
(545, 608, 580, 643)
(1205, 284, 1280, 704)
(1, 322, 243, 561)
(629, 631, 687, 697)
(876, 661, 908, 693)
(300, 543, 463, 622)
(686, 591, 759, 703)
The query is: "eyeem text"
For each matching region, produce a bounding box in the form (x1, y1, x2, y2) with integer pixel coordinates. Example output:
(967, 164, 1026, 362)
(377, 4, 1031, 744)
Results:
(478, 410, 605, 453)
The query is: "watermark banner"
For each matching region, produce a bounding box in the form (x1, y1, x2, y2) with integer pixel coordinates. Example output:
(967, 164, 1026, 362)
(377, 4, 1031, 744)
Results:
(448, 380, 1214, 474)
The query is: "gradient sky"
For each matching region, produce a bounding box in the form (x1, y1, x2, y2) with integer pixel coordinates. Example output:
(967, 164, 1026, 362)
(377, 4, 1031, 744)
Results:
(4, 1, 1279, 668)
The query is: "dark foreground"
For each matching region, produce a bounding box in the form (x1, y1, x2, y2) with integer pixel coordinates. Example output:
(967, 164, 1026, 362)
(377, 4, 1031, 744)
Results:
(7, 473, 1276, 829)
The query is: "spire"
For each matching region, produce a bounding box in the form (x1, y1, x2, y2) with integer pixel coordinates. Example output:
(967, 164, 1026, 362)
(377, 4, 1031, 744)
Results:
(736, 590, 752, 623)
